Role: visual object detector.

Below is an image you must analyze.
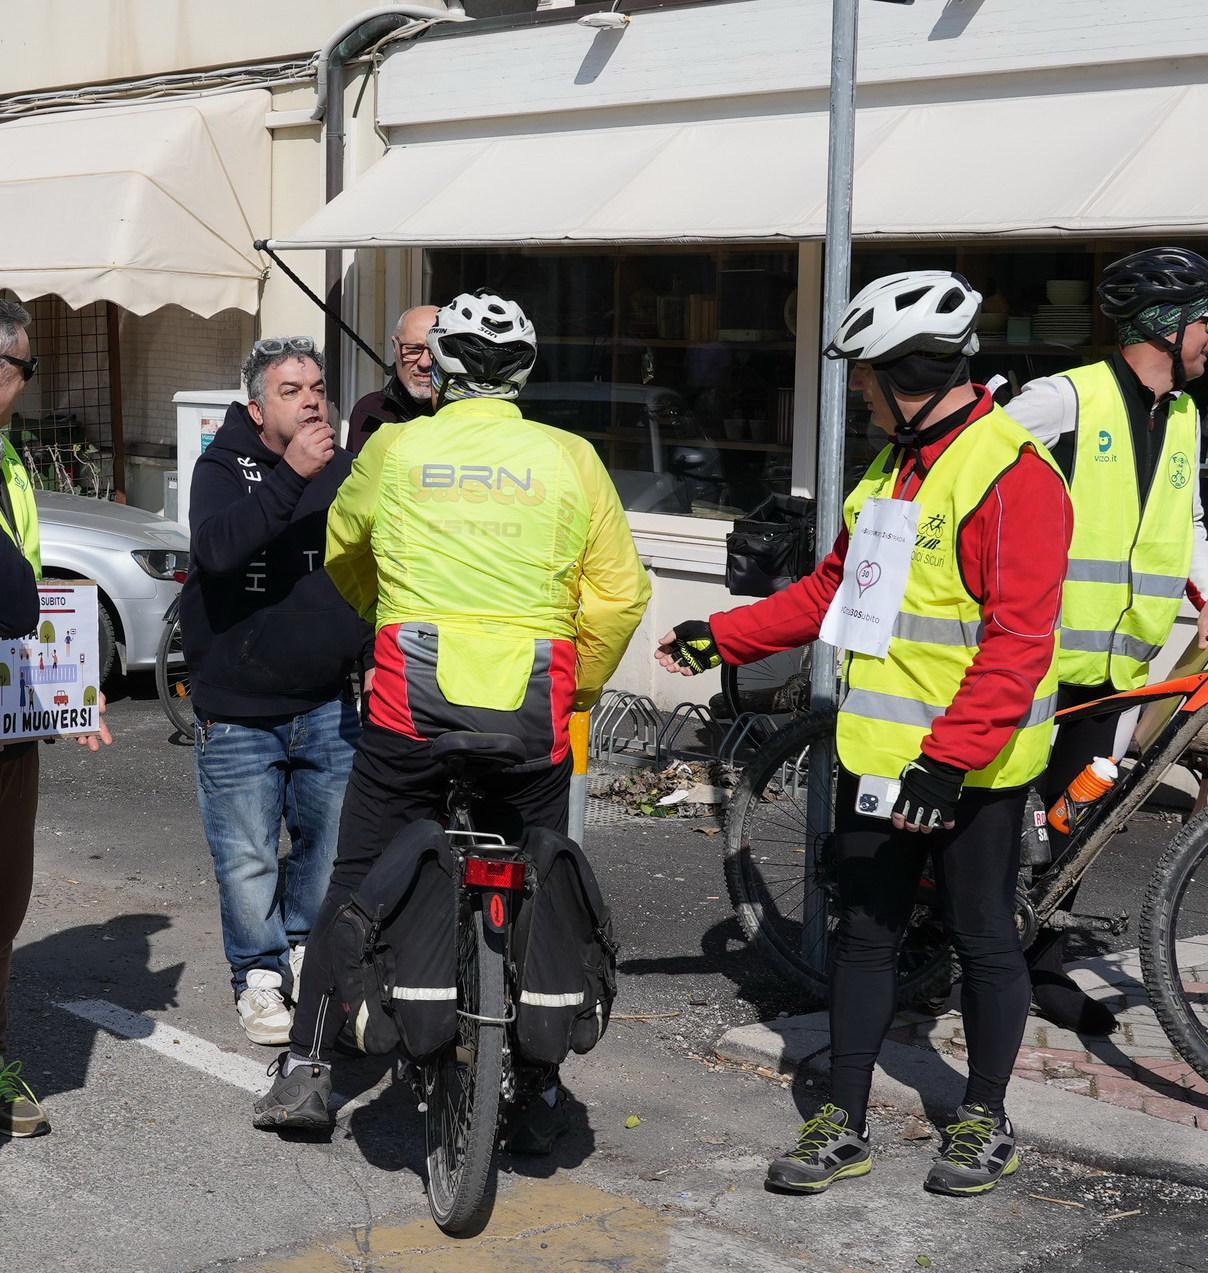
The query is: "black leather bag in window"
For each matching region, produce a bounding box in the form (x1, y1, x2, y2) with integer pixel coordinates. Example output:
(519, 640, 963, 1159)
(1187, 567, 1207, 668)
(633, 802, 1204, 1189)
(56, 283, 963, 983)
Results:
(724, 494, 816, 597)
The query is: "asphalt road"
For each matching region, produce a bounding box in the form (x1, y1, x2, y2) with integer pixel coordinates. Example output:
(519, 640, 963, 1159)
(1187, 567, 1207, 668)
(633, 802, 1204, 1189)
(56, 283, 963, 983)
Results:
(2, 683, 1205, 1273)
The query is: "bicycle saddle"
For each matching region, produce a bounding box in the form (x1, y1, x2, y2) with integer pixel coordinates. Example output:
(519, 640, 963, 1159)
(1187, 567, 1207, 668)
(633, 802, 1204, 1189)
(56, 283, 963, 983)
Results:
(431, 731, 527, 771)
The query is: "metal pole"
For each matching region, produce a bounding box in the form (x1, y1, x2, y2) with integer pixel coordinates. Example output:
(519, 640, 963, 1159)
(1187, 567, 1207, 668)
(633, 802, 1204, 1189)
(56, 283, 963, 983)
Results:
(805, 0, 859, 957)
(568, 710, 591, 846)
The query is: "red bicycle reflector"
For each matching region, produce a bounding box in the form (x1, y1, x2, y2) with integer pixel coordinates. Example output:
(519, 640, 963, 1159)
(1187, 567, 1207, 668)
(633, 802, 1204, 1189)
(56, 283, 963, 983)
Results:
(464, 856, 525, 890)
(489, 893, 506, 929)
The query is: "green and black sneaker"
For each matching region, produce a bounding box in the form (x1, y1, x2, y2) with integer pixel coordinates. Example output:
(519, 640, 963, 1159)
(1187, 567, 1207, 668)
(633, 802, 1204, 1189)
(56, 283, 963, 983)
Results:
(924, 1103, 1020, 1196)
(765, 1103, 872, 1194)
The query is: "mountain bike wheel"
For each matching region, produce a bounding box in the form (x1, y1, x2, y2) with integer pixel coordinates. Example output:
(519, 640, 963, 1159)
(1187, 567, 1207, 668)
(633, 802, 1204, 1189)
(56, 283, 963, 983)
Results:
(424, 905, 506, 1234)
(718, 648, 811, 722)
(1139, 812, 1208, 1081)
(154, 615, 193, 740)
(724, 711, 955, 1008)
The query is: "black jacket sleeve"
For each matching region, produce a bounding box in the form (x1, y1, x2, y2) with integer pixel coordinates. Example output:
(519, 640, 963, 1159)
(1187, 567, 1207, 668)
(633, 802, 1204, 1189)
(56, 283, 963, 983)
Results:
(0, 531, 38, 638)
(189, 455, 310, 577)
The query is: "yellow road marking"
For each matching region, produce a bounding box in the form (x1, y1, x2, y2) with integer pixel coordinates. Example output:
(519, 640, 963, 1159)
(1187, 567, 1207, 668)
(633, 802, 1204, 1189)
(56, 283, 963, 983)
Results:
(249, 1177, 671, 1272)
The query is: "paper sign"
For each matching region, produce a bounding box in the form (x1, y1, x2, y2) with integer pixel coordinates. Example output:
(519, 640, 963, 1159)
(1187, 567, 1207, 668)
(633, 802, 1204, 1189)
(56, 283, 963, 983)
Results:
(0, 582, 101, 742)
(200, 416, 222, 452)
(819, 497, 920, 658)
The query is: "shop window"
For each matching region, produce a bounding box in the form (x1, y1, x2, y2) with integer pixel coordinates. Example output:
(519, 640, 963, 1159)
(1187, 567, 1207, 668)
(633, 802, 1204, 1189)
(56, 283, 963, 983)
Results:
(425, 247, 797, 519)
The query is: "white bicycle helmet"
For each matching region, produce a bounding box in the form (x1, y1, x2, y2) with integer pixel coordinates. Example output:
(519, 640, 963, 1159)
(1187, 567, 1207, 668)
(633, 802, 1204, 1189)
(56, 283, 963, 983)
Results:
(824, 270, 982, 363)
(427, 289, 537, 400)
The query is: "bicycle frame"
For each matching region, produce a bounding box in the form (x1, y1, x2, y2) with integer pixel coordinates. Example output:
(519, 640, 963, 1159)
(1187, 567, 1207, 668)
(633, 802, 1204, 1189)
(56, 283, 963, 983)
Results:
(1029, 670, 1208, 923)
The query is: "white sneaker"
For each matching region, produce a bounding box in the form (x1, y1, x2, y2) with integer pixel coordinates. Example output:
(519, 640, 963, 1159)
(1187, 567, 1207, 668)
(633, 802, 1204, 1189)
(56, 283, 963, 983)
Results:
(237, 969, 292, 1046)
(288, 944, 306, 1006)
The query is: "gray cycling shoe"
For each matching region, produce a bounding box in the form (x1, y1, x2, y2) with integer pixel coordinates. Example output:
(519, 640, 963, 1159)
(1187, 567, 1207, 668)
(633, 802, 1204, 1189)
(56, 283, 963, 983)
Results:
(765, 1103, 872, 1194)
(924, 1103, 1020, 1196)
(252, 1053, 333, 1131)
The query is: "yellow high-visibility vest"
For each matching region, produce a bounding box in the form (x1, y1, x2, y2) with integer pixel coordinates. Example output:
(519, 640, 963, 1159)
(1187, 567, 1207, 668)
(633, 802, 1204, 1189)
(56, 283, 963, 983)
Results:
(0, 432, 40, 577)
(1056, 361, 1195, 689)
(836, 405, 1063, 788)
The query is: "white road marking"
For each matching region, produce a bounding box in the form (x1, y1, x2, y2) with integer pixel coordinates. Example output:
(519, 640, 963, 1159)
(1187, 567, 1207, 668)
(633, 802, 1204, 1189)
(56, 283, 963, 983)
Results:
(56, 999, 377, 1117)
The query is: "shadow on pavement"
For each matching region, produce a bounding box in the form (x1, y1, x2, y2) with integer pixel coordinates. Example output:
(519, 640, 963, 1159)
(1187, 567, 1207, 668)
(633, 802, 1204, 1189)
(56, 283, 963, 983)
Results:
(5, 913, 182, 1147)
(618, 915, 808, 1021)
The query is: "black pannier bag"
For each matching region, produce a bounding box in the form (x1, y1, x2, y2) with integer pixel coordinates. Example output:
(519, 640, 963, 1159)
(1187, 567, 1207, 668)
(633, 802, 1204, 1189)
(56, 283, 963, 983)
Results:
(329, 819, 460, 1058)
(510, 827, 618, 1067)
(724, 493, 816, 597)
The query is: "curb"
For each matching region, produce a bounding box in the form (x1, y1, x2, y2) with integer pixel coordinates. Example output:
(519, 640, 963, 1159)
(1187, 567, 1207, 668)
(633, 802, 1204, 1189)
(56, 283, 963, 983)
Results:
(716, 1014, 1208, 1190)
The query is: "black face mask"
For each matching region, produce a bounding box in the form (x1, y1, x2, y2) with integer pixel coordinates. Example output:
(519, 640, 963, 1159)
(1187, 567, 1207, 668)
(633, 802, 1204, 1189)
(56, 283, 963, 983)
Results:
(871, 355, 972, 445)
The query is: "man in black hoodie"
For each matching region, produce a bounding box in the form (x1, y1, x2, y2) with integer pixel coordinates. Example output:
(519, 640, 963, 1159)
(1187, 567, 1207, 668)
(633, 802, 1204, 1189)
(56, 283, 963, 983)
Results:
(183, 337, 370, 1046)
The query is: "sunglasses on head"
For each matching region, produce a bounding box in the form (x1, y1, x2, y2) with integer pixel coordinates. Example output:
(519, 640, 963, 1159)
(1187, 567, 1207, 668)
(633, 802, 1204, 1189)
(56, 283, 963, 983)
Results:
(253, 336, 316, 357)
(0, 352, 37, 382)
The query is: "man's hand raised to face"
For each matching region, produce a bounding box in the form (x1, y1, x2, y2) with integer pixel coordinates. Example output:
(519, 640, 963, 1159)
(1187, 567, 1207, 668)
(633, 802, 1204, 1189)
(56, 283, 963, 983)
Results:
(284, 420, 336, 480)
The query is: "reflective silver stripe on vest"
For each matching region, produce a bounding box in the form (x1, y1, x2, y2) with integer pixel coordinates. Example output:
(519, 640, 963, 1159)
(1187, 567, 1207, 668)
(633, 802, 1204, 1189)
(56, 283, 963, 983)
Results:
(393, 986, 458, 1001)
(1065, 559, 1129, 584)
(1060, 627, 1163, 665)
(1023, 692, 1059, 728)
(843, 686, 1056, 732)
(892, 612, 983, 647)
(519, 990, 585, 1007)
(1132, 572, 1186, 599)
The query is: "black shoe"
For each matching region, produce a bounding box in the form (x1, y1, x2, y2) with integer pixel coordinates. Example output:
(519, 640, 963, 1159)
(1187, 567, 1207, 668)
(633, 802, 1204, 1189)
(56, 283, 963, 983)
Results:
(252, 1053, 333, 1131)
(507, 1087, 569, 1155)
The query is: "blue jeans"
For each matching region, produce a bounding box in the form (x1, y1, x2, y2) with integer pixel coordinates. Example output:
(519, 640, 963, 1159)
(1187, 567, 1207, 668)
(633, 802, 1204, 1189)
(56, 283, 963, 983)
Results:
(194, 697, 360, 996)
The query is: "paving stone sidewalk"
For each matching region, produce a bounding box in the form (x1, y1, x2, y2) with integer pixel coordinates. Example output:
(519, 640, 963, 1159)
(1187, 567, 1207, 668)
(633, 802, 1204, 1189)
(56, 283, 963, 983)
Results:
(886, 940, 1208, 1130)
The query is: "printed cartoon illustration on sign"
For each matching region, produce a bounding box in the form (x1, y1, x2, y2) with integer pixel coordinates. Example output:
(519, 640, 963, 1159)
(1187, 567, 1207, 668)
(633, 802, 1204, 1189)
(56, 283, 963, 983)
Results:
(1, 584, 100, 743)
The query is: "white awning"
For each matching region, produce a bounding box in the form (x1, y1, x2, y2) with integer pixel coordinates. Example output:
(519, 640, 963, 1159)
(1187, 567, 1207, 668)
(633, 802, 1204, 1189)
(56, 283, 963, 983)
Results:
(0, 91, 270, 316)
(269, 82, 1208, 249)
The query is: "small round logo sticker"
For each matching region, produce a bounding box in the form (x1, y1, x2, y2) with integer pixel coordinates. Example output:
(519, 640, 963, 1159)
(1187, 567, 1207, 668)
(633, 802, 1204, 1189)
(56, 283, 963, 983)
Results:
(1170, 452, 1191, 489)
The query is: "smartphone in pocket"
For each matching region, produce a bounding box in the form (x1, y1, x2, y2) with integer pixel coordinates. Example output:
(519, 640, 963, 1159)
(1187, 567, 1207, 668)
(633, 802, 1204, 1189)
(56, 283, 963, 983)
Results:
(855, 773, 900, 820)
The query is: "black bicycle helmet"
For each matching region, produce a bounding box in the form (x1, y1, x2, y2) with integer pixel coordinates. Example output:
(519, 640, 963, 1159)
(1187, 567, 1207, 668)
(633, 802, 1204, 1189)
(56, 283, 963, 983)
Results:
(1098, 247, 1208, 319)
(1098, 247, 1208, 390)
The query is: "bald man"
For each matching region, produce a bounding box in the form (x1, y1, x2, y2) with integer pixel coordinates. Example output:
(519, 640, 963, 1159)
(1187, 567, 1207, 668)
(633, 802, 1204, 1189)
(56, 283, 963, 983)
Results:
(346, 304, 439, 455)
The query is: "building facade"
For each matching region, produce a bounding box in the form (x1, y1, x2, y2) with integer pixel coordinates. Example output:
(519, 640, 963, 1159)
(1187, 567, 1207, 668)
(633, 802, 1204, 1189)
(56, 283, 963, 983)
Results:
(4, 0, 1206, 703)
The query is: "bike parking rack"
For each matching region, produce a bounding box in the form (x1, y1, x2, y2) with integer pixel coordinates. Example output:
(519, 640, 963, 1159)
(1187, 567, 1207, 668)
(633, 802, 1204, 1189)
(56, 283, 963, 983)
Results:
(718, 711, 778, 767)
(588, 690, 632, 759)
(656, 701, 721, 764)
(591, 692, 664, 764)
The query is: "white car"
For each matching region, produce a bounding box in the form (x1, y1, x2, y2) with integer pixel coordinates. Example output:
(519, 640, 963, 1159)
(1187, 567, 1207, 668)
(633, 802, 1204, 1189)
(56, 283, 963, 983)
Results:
(35, 492, 189, 685)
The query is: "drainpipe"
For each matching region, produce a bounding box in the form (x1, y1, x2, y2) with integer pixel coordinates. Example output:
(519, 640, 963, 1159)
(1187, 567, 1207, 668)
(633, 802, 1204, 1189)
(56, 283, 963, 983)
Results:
(311, 2, 469, 409)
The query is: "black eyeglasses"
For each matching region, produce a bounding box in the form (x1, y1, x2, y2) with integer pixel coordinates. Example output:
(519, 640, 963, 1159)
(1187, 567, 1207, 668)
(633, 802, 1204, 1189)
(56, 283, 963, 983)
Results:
(0, 353, 37, 382)
(252, 336, 316, 357)
(392, 338, 430, 363)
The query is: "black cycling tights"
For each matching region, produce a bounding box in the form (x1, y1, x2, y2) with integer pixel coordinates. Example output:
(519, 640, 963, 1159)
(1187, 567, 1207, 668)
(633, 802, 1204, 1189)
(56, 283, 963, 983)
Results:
(828, 772, 1030, 1127)
(290, 723, 571, 1064)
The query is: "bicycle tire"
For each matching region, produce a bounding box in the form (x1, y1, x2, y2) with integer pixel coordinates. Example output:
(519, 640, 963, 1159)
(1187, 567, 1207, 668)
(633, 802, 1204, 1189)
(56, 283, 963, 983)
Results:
(424, 905, 506, 1234)
(724, 711, 956, 1008)
(155, 616, 194, 740)
(1139, 812, 1208, 1081)
(719, 649, 811, 723)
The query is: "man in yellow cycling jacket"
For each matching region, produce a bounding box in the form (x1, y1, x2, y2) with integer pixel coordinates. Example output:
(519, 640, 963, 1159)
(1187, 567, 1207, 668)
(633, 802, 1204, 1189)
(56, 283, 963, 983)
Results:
(1006, 247, 1208, 1036)
(254, 289, 650, 1149)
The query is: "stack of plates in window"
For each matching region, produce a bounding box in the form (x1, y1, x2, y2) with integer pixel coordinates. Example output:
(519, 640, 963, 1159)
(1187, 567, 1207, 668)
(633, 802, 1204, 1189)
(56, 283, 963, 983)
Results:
(1033, 303, 1092, 347)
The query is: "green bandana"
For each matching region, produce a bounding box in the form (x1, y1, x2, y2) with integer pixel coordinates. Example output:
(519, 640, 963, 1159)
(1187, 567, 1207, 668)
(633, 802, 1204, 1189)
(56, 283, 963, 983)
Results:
(1119, 300, 1208, 346)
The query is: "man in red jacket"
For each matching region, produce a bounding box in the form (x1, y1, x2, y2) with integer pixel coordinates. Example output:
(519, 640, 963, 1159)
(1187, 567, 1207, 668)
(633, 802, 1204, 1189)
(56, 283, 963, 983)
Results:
(659, 272, 1072, 1198)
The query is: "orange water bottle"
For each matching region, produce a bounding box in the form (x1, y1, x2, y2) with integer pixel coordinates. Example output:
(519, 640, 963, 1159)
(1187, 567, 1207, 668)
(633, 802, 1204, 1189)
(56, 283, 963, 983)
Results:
(1047, 756, 1118, 835)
